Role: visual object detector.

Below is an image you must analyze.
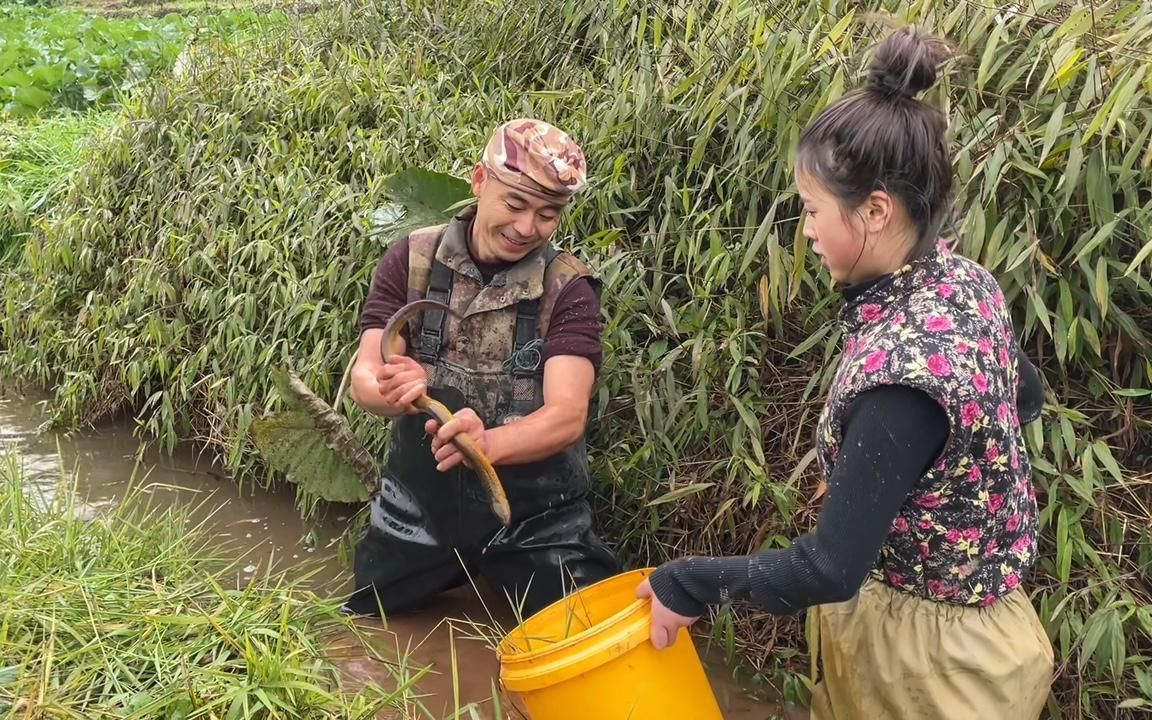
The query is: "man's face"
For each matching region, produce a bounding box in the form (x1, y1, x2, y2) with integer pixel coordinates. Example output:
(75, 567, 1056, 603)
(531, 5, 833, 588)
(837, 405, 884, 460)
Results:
(469, 164, 567, 264)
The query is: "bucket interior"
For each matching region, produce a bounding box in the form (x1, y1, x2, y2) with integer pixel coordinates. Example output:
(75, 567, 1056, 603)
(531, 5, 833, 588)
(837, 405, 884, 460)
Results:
(498, 569, 651, 657)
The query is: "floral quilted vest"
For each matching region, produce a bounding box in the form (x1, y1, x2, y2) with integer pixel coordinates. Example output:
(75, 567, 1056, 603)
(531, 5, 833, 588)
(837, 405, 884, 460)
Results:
(814, 241, 1040, 606)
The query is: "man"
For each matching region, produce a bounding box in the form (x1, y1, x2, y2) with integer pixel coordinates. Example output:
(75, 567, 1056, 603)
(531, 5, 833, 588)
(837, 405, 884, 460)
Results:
(343, 119, 620, 618)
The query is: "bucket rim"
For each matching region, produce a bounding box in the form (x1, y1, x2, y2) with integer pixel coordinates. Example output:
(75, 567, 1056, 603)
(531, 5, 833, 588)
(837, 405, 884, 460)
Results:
(496, 568, 653, 663)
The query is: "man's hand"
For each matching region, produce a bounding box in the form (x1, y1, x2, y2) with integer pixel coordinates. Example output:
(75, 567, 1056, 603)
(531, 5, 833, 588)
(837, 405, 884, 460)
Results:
(375, 355, 428, 415)
(635, 578, 701, 650)
(426, 408, 491, 472)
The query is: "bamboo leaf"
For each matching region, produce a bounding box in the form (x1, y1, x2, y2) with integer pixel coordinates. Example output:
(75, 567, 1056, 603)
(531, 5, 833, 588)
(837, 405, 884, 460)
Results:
(1095, 256, 1110, 321)
(816, 10, 855, 58)
(729, 395, 760, 436)
(1122, 235, 1152, 277)
(1005, 238, 1039, 272)
(647, 482, 715, 506)
(1038, 101, 1067, 163)
(790, 214, 808, 298)
(1057, 506, 1072, 585)
(1073, 219, 1121, 264)
(1080, 317, 1102, 358)
(1092, 442, 1124, 483)
(1102, 66, 1147, 139)
(1060, 416, 1077, 459)
(1113, 388, 1152, 397)
(787, 321, 833, 359)
(757, 274, 772, 324)
(1108, 611, 1126, 679)
(660, 299, 678, 335)
(976, 25, 1003, 90)
(1026, 286, 1053, 337)
(1059, 131, 1084, 205)
(1048, 46, 1085, 91)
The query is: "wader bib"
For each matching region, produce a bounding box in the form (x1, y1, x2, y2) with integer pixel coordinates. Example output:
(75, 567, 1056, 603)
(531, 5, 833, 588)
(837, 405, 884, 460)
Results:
(345, 208, 619, 617)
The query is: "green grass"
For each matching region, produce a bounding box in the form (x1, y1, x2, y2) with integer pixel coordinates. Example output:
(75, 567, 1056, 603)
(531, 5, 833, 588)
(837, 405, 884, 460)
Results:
(0, 0, 1148, 717)
(0, 111, 114, 260)
(0, 449, 426, 719)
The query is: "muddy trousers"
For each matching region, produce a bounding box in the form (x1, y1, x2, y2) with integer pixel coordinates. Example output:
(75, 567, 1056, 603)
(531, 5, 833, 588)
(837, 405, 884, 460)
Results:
(808, 578, 1055, 720)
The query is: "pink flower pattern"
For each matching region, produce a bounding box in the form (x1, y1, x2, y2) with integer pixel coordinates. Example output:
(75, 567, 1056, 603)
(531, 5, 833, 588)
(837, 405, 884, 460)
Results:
(860, 304, 884, 323)
(816, 242, 1038, 607)
(864, 351, 888, 373)
(972, 373, 989, 393)
(927, 354, 952, 376)
(997, 402, 1012, 426)
(924, 314, 953, 332)
(961, 401, 982, 427)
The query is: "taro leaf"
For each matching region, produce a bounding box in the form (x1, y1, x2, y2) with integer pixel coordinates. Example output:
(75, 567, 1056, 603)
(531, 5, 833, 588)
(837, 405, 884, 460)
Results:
(13, 86, 52, 110)
(370, 167, 473, 239)
(250, 368, 377, 503)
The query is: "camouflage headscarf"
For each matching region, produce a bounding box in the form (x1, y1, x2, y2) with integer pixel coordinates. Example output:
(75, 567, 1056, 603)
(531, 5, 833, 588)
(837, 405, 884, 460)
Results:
(482, 118, 587, 200)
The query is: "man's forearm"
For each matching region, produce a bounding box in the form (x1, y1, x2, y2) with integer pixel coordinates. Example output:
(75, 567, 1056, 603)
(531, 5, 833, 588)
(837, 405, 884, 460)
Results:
(485, 403, 586, 465)
(349, 370, 403, 417)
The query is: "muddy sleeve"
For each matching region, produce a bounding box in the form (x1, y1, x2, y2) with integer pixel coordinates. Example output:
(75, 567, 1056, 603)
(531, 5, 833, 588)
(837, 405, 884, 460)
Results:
(541, 277, 603, 375)
(359, 236, 412, 337)
(646, 385, 949, 617)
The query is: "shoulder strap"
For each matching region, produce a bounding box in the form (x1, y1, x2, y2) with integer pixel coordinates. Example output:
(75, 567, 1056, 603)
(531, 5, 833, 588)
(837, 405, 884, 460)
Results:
(511, 297, 541, 375)
(418, 257, 453, 364)
(508, 247, 564, 375)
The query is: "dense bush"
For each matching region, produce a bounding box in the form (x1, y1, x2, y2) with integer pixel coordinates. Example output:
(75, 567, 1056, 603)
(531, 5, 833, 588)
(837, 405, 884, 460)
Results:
(0, 4, 185, 116)
(0, 3, 295, 260)
(0, 0, 1148, 716)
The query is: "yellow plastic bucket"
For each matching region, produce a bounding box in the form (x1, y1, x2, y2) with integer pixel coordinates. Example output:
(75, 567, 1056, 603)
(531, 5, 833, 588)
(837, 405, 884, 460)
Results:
(496, 568, 724, 720)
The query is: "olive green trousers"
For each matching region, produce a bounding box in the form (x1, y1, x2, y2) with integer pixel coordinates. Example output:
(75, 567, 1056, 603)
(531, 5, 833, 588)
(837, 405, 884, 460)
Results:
(808, 578, 1054, 720)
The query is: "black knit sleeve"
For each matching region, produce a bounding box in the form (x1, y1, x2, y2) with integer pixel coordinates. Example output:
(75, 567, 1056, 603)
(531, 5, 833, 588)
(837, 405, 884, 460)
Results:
(647, 385, 949, 617)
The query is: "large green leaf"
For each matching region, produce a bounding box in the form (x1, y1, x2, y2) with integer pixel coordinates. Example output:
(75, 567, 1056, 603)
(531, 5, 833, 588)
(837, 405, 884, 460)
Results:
(249, 369, 376, 504)
(370, 167, 473, 239)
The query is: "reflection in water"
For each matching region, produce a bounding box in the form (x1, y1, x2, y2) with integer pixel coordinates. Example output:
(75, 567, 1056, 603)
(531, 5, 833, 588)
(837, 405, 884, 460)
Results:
(0, 383, 802, 720)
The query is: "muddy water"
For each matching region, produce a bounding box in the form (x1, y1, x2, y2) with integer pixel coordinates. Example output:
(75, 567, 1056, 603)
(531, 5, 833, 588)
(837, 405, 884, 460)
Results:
(0, 383, 803, 720)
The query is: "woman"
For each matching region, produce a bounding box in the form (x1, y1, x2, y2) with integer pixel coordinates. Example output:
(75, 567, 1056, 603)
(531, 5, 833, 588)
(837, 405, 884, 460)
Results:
(636, 26, 1055, 719)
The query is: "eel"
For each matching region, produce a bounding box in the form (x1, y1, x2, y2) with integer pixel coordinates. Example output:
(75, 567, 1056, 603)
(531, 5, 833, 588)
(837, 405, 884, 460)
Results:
(381, 298, 512, 526)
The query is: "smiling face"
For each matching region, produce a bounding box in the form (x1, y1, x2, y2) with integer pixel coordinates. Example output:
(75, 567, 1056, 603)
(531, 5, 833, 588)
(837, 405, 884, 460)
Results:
(469, 164, 568, 264)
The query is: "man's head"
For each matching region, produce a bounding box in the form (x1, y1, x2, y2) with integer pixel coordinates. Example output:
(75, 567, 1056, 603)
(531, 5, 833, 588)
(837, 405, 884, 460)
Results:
(469, 119, 587, 264)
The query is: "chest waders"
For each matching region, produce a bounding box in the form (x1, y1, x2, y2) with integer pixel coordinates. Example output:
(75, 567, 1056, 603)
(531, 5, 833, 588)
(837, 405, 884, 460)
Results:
(344, 221, 619, 619)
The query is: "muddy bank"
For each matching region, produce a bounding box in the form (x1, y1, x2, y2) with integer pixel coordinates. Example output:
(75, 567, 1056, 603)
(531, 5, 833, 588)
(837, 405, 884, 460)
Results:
(1, 382, 801, 719)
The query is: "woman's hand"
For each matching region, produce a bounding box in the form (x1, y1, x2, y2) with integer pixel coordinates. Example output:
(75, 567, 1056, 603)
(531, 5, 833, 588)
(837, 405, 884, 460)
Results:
(635, 578, 701, 650)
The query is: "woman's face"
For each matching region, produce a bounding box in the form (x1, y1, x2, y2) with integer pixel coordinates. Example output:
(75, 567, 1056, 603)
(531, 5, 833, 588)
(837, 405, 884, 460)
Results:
(796, 170, 911, 285)
(797, 171, 869, 284)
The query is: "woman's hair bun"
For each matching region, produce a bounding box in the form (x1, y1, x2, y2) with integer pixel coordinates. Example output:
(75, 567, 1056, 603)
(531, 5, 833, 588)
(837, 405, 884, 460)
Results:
(866, 26, 953, 99)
